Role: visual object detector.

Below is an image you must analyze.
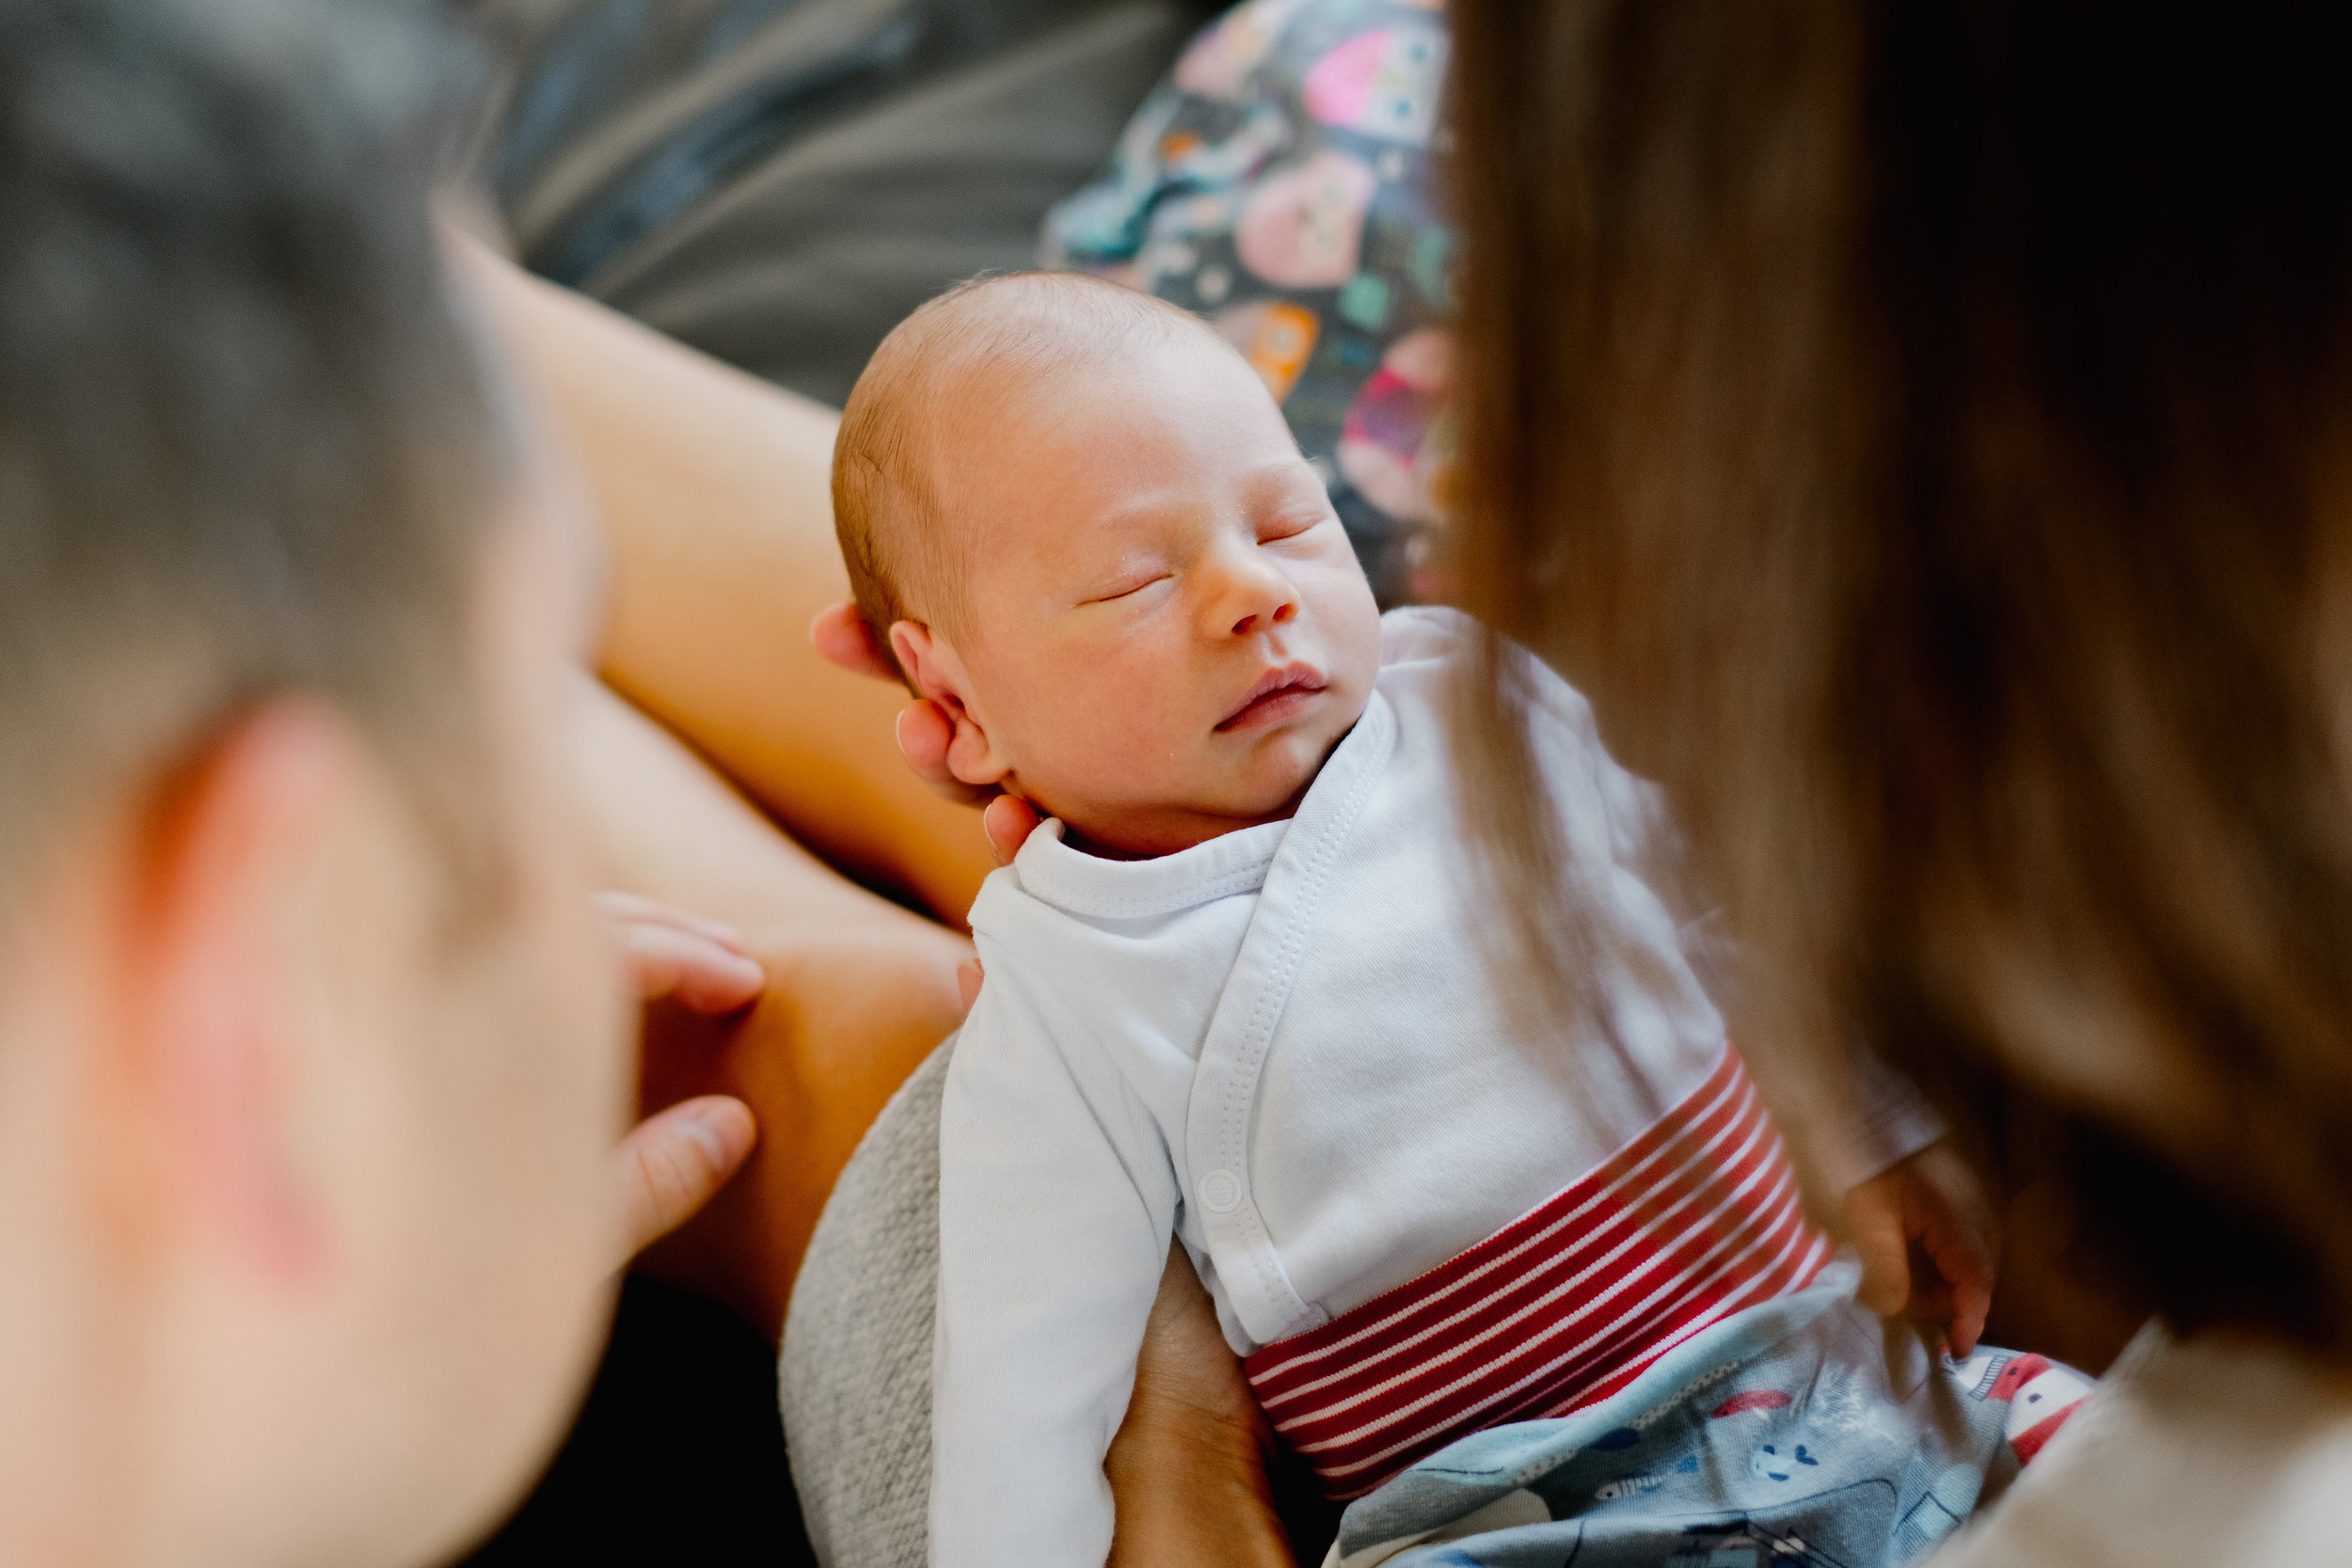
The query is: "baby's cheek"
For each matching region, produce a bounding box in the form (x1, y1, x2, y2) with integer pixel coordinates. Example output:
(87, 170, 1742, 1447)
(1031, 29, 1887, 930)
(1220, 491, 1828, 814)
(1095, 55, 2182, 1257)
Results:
(1036, 678, 1194, 799)
(1343, 616, 1384, 690)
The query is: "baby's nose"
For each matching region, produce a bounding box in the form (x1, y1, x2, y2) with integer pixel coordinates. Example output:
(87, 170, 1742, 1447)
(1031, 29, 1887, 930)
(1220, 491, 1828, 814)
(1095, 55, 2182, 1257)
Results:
(1232, 598, 1298, 637)
(1214, 554, 1308, 639)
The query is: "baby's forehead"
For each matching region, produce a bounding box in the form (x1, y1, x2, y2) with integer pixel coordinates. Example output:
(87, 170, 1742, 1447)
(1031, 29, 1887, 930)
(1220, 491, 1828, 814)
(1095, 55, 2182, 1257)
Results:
(888, 307, 1223, 476)
(912, 293, 1204, 405)
(864, 277, 1285, 557)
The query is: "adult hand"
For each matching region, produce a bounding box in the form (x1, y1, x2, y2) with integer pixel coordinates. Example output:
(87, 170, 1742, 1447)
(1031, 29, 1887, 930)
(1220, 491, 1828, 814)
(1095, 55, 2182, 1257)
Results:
(1847, 1138, 1999, 1358)
(600, 892, 763, 1265)
(810, 603, 1041, 866)
(1106, 1243, 1298, 1568)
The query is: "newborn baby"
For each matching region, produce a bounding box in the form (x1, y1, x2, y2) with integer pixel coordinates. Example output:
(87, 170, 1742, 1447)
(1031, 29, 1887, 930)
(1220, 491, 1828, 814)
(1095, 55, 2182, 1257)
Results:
(830, 274, 2025, 1567)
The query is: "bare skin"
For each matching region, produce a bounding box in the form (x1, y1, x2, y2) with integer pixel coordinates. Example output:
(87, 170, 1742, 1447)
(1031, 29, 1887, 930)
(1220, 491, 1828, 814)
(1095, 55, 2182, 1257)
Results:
(467, 245, 996, 927)
(1105, 1248, 1298, 1568)
(463, 243, 977, 1338)
(598, 891, 764, 1265)
(477, 259, 1297, 1556)
(484, 245, 1990, 1552)
(874, 316, 1385, 860)
(572, 680, 969, 1336)
(0, 429, 774, 1568)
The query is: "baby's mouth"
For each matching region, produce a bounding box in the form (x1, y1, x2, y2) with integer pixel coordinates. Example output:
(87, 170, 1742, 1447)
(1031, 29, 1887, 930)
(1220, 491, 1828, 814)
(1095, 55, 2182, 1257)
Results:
(1216, 663, 1327, 733)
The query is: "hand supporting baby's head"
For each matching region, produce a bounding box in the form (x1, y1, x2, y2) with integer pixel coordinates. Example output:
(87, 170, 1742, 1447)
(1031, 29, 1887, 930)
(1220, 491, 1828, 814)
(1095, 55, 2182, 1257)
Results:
(833, 272, 1382, 860)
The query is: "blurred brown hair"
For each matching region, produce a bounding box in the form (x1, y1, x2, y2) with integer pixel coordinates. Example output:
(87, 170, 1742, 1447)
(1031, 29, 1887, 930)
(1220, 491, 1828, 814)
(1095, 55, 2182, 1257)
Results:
(1448, 0, 2352, 1357)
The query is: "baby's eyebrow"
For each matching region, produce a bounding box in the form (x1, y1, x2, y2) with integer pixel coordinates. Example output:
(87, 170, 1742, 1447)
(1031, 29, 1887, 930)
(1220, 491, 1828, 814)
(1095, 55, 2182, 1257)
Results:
(1069, 549, 1174, 605)
(1249, 454, 1329, 493)
(1083, 540, 1163, 570)
(1067, 502, 1188, 573)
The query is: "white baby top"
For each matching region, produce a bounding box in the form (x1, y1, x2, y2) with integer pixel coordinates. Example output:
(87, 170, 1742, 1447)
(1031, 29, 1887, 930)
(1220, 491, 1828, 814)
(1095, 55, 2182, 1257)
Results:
(930, 607, 1934, 1567)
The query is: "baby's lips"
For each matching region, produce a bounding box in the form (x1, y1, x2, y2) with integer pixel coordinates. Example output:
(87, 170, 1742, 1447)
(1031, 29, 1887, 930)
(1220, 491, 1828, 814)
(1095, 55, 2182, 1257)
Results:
(1218, 661, 1327, 729)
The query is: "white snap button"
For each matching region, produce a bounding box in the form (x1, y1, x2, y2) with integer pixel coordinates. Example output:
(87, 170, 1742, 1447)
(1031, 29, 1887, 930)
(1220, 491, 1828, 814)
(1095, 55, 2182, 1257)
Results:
(1199, 1169, 1243, 1213)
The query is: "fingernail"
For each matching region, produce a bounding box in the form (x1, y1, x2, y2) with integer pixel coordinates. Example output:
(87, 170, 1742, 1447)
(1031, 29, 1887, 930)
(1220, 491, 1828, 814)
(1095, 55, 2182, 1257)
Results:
(685, 1119, 728, 1172)
(694, 917, 748, 953)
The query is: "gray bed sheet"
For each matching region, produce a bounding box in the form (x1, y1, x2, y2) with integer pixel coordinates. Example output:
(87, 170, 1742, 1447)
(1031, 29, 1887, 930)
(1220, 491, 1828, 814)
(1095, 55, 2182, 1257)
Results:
(470, 0, 1212, 404)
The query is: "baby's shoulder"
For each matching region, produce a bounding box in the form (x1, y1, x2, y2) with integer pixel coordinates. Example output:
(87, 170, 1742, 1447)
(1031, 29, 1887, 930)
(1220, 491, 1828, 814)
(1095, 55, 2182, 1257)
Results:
(1375, 605, 1601, 752)
(1376, 603, 1480, 669)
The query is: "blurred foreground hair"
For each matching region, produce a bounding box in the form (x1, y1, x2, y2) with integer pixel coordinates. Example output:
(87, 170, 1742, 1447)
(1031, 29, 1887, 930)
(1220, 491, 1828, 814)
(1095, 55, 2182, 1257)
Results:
(1449, 0, 2352, 1357)
(0, 0, 511, 911)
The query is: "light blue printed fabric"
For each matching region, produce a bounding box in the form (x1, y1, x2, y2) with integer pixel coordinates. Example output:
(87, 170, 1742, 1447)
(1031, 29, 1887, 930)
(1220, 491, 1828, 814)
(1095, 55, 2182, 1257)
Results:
(1327, 1262, 2072, 1568)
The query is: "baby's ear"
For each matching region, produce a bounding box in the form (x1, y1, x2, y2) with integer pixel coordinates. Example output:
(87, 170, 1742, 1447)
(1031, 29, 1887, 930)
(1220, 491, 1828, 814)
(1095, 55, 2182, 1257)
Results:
(888, 621, 1011, 788)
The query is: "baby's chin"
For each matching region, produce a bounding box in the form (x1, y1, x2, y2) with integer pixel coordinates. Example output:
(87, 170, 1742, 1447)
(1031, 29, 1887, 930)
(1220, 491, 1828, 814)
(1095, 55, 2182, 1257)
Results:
(1049, 744, 1334, 859)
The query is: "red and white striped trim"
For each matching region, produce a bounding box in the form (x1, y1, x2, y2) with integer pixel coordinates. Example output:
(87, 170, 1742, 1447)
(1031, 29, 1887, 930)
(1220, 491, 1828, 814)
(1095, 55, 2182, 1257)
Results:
(1243, 1045, 1834, 1500)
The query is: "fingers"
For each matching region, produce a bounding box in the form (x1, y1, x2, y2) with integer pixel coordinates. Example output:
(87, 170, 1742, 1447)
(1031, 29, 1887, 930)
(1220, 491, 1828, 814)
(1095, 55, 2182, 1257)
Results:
(1845, 1180, 1915, 1320)
(894, 700, 997, 809)
(597, 888, 740, 937)
(892, 698, 953, 776)
(886, 713, 1039, 863)
(816, 603, 1035, 847)
(599, 891, 765, 1013)
(808, 602, 902, 683)
(1909, 1141, 1999, 1356)
(1922, 1215, 1999, 1358)
(982, 794, 1042, 866)
(957, 958, 985, 1013)
(1847, 1141, 2002, 1355)
(1946, 1276, 1992, 1360)
(611, 1094, 757, 1264)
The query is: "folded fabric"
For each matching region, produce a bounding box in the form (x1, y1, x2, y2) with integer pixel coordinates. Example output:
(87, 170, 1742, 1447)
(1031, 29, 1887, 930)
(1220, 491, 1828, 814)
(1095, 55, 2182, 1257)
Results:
(1327, 1261, 2090, 1568)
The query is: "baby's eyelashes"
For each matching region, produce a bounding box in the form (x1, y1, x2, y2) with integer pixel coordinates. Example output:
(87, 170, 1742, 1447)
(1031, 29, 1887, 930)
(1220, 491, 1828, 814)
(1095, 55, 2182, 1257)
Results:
(1081, 567, 1174, 604)
(1257, 509, 1339, 546)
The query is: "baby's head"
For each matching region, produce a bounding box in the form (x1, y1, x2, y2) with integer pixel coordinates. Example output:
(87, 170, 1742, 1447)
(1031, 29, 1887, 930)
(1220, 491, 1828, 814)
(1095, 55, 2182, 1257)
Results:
(834, 273, 1381, 858)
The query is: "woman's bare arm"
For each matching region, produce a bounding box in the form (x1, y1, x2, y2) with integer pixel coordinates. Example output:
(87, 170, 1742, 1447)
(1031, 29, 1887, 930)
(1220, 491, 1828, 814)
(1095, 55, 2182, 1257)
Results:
(471, 244, 995, 926)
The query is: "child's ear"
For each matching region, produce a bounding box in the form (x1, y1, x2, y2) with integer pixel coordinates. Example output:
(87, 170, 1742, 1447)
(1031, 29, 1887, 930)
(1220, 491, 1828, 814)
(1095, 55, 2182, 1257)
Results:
(889, 620, 1012, 788)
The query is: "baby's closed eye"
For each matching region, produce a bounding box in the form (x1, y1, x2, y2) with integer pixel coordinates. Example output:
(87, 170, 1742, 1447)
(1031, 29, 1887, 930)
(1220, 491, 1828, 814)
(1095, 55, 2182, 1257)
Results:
(1081, 564, 1175, 604)
(1258, 508, 1339, 546)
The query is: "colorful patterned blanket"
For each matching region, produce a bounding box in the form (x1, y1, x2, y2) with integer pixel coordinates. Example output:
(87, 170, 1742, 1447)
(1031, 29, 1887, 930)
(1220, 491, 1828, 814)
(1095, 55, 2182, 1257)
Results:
(1041, 0, 1457, 605)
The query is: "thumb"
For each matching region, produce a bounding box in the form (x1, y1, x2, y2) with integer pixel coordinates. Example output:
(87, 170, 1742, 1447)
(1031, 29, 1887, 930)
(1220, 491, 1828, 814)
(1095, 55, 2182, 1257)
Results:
(611, 1095, 757, 1266)
(809, 602, 901, 683)
(982, 794, 1042, 866)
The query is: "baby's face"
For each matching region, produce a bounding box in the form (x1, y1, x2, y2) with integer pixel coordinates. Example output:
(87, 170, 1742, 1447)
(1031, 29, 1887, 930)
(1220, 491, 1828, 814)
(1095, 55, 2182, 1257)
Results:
(930, 332, 1381, 857)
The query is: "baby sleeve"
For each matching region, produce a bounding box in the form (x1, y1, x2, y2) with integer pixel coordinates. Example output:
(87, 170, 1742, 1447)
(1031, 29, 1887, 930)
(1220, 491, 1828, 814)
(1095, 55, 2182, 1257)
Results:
(1491, 611, 1947, 1189)
(1825, 1045, 1947, 1189)
(930, 956, 1184, 1568)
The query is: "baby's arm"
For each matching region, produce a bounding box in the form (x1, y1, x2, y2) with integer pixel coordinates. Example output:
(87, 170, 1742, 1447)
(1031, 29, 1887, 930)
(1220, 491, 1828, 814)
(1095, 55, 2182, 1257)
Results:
(932, 963, 1184, 1568)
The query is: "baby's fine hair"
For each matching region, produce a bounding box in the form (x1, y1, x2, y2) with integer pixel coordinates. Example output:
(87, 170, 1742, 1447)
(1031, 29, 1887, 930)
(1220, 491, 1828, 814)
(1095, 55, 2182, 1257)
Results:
(832, 271, 1231, 682)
